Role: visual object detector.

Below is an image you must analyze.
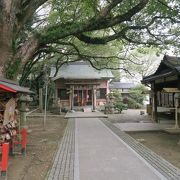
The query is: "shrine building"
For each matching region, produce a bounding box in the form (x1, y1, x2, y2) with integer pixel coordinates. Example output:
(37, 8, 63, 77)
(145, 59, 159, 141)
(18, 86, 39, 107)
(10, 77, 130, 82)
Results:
(142, 55, 180, 122)
(50, 61, 114, 111)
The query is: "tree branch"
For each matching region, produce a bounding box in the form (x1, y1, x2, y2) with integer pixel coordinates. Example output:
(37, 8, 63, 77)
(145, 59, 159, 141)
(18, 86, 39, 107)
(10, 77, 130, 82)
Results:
(87, 58, 134, 77)
(105, 0, 149, 26)
(99, 0, 123, 18)
(39, 0, 149, 45)
(76, 15, 178, 45)
(16, 0, 48, 32)
(157, 0, 174, 11)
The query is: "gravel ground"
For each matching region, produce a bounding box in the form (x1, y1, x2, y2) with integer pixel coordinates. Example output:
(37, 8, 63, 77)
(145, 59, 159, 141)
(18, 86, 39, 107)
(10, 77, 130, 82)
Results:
(107, 109, 151, 123)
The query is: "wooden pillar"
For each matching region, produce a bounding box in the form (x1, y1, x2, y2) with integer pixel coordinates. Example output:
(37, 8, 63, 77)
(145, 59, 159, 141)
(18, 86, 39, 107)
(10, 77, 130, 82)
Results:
(82, 87, 83, 106)
(177, 76, 180, 124)
(175, 98, 179, 129)
(173, 93, 175, 107)
(178, 76, 180, 89)
(72, 85, 74, 109)
(70, 85, 74, 110)
(54, 87, 58, 107)
(86, 85, 88, 105)
(152, 83, 158, 122)
(92, 85, 96, 111)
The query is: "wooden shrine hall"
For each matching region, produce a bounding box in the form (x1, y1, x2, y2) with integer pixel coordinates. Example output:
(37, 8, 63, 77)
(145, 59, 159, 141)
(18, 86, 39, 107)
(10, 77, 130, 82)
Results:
(142, 55, 180, 123)
(50, 61, 114, 111)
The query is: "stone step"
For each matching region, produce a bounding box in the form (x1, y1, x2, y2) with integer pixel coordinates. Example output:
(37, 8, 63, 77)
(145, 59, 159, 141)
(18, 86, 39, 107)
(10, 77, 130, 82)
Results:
(83, 107, 92, 112)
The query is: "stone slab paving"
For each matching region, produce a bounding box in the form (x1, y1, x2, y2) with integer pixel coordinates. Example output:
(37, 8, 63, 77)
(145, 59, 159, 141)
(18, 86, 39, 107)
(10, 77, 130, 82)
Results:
(46, 119, 75, 180)
(102, 119, 180, 180)
(75, 118, 164, 180)
(115, 122, 173, 132)
(65, 112, 107, 119)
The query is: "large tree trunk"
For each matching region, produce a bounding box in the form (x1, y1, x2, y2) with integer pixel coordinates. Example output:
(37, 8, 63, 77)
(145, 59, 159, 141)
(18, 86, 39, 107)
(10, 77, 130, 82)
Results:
(0, 0, 20, 77)
(0, 1, 13, 76)
(0, 0, 41, 79)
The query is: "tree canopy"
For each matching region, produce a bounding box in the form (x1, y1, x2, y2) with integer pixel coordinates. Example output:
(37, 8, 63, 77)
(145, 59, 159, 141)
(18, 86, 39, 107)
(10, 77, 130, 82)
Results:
(0, 0, 180, 79)
(119, 47, 162, 82)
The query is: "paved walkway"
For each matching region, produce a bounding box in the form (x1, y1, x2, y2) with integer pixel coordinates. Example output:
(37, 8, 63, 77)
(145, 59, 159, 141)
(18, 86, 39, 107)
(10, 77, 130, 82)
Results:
(75, 118, 163, 180)
(46, 119, 75, 180)
(115, 122, 173, 132)
(47, 116, 180, 180)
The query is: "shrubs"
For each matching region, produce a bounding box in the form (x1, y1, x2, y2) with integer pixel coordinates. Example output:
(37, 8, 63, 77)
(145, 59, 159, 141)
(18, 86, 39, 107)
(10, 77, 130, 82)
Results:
(123, 84, 147, 109)
(125, 97, 142, 109)
(107, 90, 128, 113)
(114, 101, 128, 113)
(110, 84, 148, 110)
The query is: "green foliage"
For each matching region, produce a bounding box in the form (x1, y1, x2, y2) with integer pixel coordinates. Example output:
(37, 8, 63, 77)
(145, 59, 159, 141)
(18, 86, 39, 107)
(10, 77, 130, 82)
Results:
(115, 101, 128, 113)
(111, 70, 121, 81)
(111, 90, 128, 113)
(129, 84, 147, 104)
(3, 0, 180, 81)
(6, 58, 21, 80)
(48, 0, 97, 25)
(125, 97, 142, 109)
(122, 47, 162, 81)
(124, 84, 148, 109)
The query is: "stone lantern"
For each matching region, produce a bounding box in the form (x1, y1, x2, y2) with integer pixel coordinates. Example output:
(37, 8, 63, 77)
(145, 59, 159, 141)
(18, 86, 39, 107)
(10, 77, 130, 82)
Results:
(105, 93, 115, 114)
(19, 94, 32, 128)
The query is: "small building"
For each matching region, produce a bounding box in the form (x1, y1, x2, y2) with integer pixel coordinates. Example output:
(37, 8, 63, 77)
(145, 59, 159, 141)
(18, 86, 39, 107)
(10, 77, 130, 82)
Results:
(142, 55, 180, 122)
(50, 61, 114, 111)
(0, 77, 32, 143)
(109, 82, 135, 97)
(0, 77, 32, 94)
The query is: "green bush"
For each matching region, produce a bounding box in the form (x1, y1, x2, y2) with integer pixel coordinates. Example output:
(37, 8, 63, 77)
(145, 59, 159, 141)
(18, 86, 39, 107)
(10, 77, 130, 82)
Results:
(129, 84, 147, 105)
(115, 102, 128, 113)
(125, 84, 147, 109)
(125, 97, 142, 109)
(110, 90, 128, 113)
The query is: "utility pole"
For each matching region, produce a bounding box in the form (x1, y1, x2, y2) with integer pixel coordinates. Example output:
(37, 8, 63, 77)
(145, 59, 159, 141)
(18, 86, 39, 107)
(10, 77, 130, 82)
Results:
(43, 65, 49, 131)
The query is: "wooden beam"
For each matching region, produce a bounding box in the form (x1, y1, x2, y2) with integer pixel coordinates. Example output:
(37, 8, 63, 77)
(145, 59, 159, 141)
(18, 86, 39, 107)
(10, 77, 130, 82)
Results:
(152, 82, 158, 122)
(162, 88, 180, 93)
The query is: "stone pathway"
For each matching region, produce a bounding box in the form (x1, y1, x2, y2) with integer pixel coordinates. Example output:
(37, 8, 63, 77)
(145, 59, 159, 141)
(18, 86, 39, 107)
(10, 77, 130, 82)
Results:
(75, 118, 162, 180)
(46, 119, 75, 180)
(46, 116, 180, 180)
(114, 122, 173, 132)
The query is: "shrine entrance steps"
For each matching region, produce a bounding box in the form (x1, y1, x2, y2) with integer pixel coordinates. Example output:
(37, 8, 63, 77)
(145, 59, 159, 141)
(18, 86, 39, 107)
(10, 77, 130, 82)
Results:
(82, 107, 92, 112)
(72, 106, 92, 112)
(65, 111, 107, 118)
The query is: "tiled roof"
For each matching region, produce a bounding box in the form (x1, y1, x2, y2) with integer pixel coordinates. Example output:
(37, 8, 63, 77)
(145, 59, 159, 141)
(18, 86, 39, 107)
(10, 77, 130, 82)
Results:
(142, 55, 180, 83)
(50, 61, 114, 80)
(0, 77, 33, 93)
(109, 82, 135, 89)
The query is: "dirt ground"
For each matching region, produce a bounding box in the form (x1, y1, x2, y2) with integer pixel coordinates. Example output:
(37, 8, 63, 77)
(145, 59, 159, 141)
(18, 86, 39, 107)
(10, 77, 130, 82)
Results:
(108, 109, 180, 169)
(107, 109, 152, 123)
(128, 131, 180, 169)
(6, 114, 67, 180)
